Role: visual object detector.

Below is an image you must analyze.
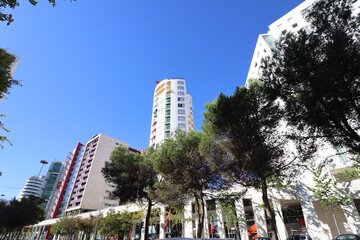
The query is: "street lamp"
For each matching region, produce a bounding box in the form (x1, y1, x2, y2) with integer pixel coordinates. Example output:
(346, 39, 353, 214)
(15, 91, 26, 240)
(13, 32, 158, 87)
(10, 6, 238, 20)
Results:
(37, 160, 49, 178)
(30, 160, 48, 197)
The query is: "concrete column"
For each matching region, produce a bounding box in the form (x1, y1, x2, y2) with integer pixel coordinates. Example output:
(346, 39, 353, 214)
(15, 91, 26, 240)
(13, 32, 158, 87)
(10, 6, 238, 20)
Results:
(235, 199, 248, 240)
(203, 200, 209, 238)
(140, 218, 146, 240)
(297, 183, 328, 240)
(272, 198, 288, 240)
(159, 207, 166, 239)
(183, 201, 193, 238)
(36, 226, 43, 240)
(215, 200, 226, 238)
(252, 192, 268, 237)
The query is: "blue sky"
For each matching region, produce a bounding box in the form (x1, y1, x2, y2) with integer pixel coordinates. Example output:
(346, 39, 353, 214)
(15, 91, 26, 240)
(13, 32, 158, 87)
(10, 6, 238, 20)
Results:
(0, 0, 303, 200)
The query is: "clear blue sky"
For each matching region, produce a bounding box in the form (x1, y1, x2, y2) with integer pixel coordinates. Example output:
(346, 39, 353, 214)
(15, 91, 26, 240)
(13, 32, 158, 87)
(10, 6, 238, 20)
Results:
(0, 0, 303, 200)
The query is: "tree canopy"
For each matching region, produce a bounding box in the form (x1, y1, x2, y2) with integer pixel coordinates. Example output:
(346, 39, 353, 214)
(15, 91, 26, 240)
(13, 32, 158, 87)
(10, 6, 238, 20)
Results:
(202, 81, 308, 240)
(0, 0, 74, 25)
(0, 196, 45, 238)
(98, 210, 135, 239)
(102, 146, 158, 240)
(261, 0, 360, 155)
(153, 130, 228, 238)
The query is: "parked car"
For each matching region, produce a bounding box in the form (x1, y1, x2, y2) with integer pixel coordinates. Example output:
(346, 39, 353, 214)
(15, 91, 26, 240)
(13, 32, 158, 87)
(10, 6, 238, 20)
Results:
(254, 237, 271, 240)
(286, 235, 312, 240)
(333, 234, 360, 240)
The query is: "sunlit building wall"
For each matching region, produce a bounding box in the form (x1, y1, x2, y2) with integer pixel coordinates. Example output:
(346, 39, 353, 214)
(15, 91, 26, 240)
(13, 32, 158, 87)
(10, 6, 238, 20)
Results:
(149, 78, 194, 147)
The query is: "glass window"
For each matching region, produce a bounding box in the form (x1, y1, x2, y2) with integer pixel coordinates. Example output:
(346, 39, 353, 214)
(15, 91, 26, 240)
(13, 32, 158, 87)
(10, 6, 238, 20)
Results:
(177, 81, 184, 85)
(178, 116, 185, 121)
(178, 91, 184, 96)
(178, 103, 184, 108)
(178, 97, 185, 101)
(177, 86, 184, 90)
(178, 123, 186, 129)
(178, 109, 185, 114)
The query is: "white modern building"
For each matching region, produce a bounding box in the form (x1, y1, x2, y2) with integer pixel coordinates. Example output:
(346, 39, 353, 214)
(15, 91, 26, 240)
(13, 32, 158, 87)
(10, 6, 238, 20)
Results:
(16, 175, 45, 200)
(149, 78, 194, 147)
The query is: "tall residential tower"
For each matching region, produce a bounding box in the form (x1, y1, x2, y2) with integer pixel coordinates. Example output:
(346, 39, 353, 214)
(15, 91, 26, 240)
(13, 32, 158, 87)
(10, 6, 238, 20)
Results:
(149, 78, 194, 147)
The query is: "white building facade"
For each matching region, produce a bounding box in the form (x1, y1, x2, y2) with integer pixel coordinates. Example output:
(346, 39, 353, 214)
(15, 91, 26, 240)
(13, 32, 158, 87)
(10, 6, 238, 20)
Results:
(16, 175, 45, 200)
(149, 78, 194, 147)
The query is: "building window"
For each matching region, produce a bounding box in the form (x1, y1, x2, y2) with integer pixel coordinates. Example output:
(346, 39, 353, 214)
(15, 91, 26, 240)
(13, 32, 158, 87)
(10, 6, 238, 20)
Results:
(177, 86, 184, 90)
(292, 23, 298, 28)
(178, 116, 185, 121)
(178, 91, 184, 96)
(178, 97, 185, 102)
(178, 123, 186, 129)
(178, 109, 185, 114)
(178, 103, 185, 108)
(177, 81, 184, 85)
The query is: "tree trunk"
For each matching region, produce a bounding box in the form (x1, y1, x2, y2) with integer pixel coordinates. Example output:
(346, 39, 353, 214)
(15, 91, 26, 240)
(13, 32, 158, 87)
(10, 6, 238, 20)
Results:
(144, 198, 153, 240)
(261, 180, 279, 240)
(331, 207, 341, 236)
(195, 192, 205, 238)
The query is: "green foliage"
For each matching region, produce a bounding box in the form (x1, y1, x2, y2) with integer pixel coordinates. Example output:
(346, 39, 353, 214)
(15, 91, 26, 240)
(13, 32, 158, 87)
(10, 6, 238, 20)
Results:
(202, 81, 306, 240)
(51, 215, 98, 236)
(102, 146, 158, 240)
(0, 114, 11, 149)
(0, 196, 45, 233)
(261, 0, 360, 154)
(153, 130, 227, 238)
(202, 81, 299, 185)
(51, 216, 78, 236)
(0, 0, 74, 25)
(154, 130, 226, 201)
(0, 49, 20, 98)
(98, 210, 134, 237)
(102, 146, 158, 204)
(307, 164, 350, 210)
(0, 49, 20, 149)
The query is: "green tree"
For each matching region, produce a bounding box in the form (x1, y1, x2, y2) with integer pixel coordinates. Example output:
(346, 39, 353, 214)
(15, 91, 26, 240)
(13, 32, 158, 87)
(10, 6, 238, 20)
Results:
(98, 210, 134, 240)
(0, 196, 45, 239)
(153, 130, 228, 238)
(0, 48, 20, 149)
(102, 146, 158, 240)
(202, 82, 309, 240)
(76, 215, 98, 240)
(307, 163, 350, 236)
(0, 0, 74, 25)
(261, 0, 360, 155)
(50, 216, 78, 240)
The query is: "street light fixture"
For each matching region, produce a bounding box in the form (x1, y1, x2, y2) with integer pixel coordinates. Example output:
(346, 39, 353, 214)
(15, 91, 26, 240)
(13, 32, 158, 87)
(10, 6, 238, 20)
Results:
(37, 160, 49, 178)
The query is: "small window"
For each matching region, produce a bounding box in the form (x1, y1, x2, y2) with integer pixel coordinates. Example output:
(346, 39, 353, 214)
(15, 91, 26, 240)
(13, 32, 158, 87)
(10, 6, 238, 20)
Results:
(178, 91, 184, 96)
(292, 23, 298, 28)
(281, 30, 287, 34)
(178, 103, 185, 108)
(177, 86, 184, 90)
(178, 123, 186, 129)
(178, 109, 185, 114)
(178, 116, 185, 121)
(177, 81, 184, 85)
(178, 97, 185, 101)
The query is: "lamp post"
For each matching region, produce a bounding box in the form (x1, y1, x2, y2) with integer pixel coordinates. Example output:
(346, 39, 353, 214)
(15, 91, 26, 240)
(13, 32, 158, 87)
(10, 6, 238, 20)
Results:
(30, 160, 48, 197)
(37, 160, 49, 178)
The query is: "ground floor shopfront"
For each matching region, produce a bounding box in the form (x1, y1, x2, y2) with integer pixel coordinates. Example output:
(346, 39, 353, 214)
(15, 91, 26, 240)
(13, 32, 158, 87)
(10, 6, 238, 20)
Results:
(31, 180, 360, 240)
